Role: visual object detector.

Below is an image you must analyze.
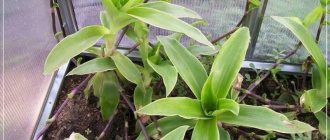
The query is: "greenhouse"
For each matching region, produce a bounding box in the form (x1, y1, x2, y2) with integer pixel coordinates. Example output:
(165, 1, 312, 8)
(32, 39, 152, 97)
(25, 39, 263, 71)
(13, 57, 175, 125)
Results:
(2, 0, 329, 139)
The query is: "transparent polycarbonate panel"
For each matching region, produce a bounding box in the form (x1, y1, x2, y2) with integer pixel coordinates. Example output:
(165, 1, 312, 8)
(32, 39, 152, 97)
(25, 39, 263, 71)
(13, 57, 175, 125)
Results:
(0, 0, 3, 139)
(148, 0, 245, 44)
(72, 0, 245, 47)
(4, 0, 57, 139)
(252, 0, 327, 64)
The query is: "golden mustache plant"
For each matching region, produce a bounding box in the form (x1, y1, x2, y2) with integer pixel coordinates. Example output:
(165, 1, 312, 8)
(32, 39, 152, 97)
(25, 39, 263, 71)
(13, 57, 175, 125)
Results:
(42, 0, 319, 139)
(44, 0, 214, 121)
(135, 27, 315, 140)
(272, 0, 329, 137)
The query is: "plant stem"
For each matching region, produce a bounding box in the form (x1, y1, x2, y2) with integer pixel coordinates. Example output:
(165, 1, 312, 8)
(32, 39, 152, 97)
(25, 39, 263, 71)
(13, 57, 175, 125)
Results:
(120, 92, 150, 140)
(125, 43, 140, 55)
(35, 74, 92, 140)
(302, 13, 325, 89)
(97, 110, 118, 140)
(235, 87, 282, 105)
(115, 26, 129, 47)
(302, 56, 312, 90)
(222, 124, 264, 139)
(211, 0, 249, 44)
(316, 13, 325, 42)
(211, 28, 238, 44)
(239, 42, 301, 102)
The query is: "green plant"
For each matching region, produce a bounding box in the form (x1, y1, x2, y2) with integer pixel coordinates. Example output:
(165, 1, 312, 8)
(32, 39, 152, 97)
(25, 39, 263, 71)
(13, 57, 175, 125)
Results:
(136, 28, 314, 140)
(272, 0, 329, 137)
(44, 0, 213, 120)
(39, 0, 218, 139)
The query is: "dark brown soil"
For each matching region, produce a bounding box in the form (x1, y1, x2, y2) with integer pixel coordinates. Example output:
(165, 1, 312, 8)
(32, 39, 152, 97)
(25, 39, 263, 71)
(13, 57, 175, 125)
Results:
(44, 69, 324, 140)
(44, 75, 137, 140)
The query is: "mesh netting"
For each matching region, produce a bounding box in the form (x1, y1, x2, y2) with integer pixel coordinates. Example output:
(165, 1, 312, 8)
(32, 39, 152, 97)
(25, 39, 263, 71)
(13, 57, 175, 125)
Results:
(71, 0, 328, 64)
(253, 0, 328, 64)
(72, 0, 245, 47)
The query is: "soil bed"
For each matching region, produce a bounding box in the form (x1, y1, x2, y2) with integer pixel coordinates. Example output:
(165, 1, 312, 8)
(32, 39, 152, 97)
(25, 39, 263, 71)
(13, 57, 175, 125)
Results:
(44, 70, 325, 140)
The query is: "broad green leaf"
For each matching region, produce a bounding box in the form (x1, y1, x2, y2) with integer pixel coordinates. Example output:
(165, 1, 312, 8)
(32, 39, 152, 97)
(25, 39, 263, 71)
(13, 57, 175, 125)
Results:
(312, 65, 322, 89)
(44, 25, 110, 75)
(300, 89, 326, 113)
(139, 1, 202, 19)
(121, 0, 143, 11)
(187, 45, 219, 56)
(101, 0, 135, 32)
(303, 6, 324, 27)
(67, 57, 116, 75)
(148, 46, 162, 64)
(201, 73, 217, 113)
(218, 104, 315, 133)
(112, 12, 136, 33)
(136, 116, 196, 140)
(65, 132, 87, 140)
(111, 51, 142, 84)
(207, 27, 250, 99)
(212, 99, 239, 116)
(272, 16, 326, 75)
(218, 126, 231, 140)
(147, 60, 177, 97)
(92, 72, 103, 97)
(86, 47, 102, 57)
(249, 0, 261, 7)
(315, 111, 329, 137)
(125, 27, 139, 42)
(159, 36, 208, 99)
(101, 0, 118, 18)
(99, 71, 120, 120)
(134, 85, 153, 110)
(192, 118, 219, 140)
(160, 125, 189, 140)
(320, 0, 330, 6)
(100, 11, 111, 29)
(127, 7, 214, 47)
(136, 97, 209, 119)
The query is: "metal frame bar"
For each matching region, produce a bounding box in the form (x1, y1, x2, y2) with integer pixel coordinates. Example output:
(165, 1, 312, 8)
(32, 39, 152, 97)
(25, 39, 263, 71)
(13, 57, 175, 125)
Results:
(57, 0, 78, 35)
(32, 63, 70, 140)
(244, 0, 269, 58)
